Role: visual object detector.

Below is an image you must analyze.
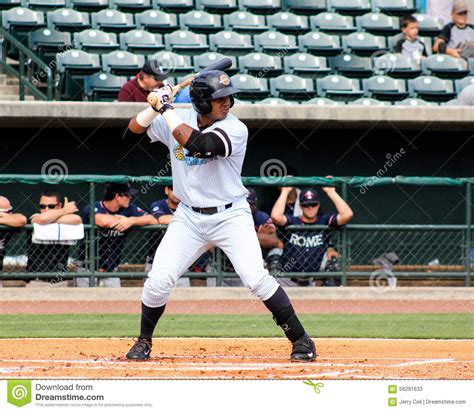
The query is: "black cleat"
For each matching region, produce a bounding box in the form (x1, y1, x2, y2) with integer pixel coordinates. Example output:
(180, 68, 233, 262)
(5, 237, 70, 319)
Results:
(291, 334, 317, 362)
(126, 337, 152, 360)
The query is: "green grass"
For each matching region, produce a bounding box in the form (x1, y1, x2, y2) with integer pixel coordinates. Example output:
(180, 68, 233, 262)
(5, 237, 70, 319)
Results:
(0, 314, 473, 339)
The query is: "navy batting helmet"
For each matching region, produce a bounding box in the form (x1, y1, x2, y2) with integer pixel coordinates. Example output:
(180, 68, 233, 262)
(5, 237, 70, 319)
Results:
(189, 70, 240, 115)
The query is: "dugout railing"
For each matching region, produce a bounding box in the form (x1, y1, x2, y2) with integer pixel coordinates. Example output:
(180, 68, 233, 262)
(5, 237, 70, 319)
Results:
(0, 175, 472, 287)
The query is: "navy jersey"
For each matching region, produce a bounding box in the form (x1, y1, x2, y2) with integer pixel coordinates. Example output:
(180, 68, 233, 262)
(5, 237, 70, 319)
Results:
(150, 199, 174, 220)
(280, 213, 340, 273)
(83, 201, 146, 271)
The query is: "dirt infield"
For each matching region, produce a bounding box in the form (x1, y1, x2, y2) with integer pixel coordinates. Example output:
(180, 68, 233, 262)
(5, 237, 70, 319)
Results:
(0, 338, 472, 379)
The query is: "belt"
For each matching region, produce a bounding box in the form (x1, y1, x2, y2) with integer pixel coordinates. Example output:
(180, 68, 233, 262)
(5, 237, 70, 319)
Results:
(191, 203, 232, 215)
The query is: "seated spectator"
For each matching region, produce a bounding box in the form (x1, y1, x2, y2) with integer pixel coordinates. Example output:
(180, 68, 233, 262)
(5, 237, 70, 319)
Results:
(271, 186, 353, 287)
(0, 196, 27, 285)
(26, 191, 82, 286)
(428, 0, 457, 25)
(394, 16, 428, 63)
(79, 183, 156, 287)
(433, 2, 474, 59)
(118, 61, 169, 102)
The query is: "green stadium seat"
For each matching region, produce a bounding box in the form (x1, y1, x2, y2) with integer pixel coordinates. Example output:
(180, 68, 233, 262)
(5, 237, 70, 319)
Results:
(47, 8, 90, 32)
(223, 10, 268, 33)
(421, 54, 470, 80)
(470, 58, 474, 75)
(194, 52, 238, 75)
(408, 76, 456, 102)
(253, 31, 298, 55)
(331, 54, 372, 78)
(372, 0, 416, 16)
(229, 74, 270, 99)
(305, 97, 346, 105)
(238, 52, 283, 76)
(148, 51, 193, 74)
(209, 30, 253, 56)
(316, 74, 363, 101)
(310, 12, 356, 36)
(362, 75, 408, 101)
(258, 97, 299, 105)
(2, 7, 46, 40)
(29, 27, 72, 72)
(270, 74, 315, 100)
(233, 98, 252, 105)
(119, 29, 164, 55)
(22, 0, 66, 11)
(287, 0, 326, 15)
(283, 53, 330, 78)
(240, 0, 281, 15)
(455, 76, 474, 95)
(165, 30, 209, 54)
(102, 49, 145, 75)
(110, 0, 151, 12)
(152, 0, 193, 13)
(56, 49, 101, 100)
(420, 36, 432, 56)
(135, 9, 179, 33)
(266, 11, 309, 35)
(372, 53, 421, 79)
(84, 72, 127, 101)
(91, 9, 135, 33)
(413, 14, 444, 37)
(180, 10, 223, 34)
(298, 31, 343, 56)
(197, 0, 238, 14)
(0, 0, 21, 11)
(74, 29, 119, 53)
(343, 32, 387, 57)
(394, 98, 437, 106)
(68, 0, 109, 12)
(356, 12, 399, 36)
(348, 98, 391, 105)
(328, 0, 371, 16)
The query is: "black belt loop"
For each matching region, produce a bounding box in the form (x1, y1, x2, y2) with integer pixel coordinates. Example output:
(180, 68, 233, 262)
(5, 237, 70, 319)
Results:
(191, 203, 232, 215)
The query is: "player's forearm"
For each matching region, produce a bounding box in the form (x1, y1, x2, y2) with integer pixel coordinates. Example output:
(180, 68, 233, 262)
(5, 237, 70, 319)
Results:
(326, 191, 354, 223)
(128, 117, 148, 134)
(271, 192, 289, 226)
(31, 209, 68, 224)
(56, 214, 82, 225)
(95, 214, 119, 228)
(129, 215, 157, 227)
(257, 232, 281, 249)
(0, 214, 27, 227)
(156, 215, 174, 225)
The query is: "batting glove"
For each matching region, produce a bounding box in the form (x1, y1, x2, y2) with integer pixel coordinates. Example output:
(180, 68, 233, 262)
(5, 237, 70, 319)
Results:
(147, 86, 174, 113)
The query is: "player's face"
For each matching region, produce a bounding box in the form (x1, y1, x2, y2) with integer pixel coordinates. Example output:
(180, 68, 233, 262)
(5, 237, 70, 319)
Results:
(453, 11, 468, 27)
(301, 203, 320, 219)
(403, 22, 419, 40)
(166, 188, 180, 207)
(39, 196, 60, 213)
(208, 96, 231, 120)
(116, 193, 132, 208)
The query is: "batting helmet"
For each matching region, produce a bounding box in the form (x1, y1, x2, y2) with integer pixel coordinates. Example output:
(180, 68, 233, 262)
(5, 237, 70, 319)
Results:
(189, 70, 240, 115)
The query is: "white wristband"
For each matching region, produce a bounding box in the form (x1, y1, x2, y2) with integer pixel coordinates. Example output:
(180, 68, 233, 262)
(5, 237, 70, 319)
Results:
(163, 109, 184, 133)
(136, 107, 159, 128)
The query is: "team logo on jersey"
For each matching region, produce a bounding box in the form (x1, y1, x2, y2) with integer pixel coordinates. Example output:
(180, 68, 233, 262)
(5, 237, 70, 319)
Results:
(173, 144, 185, 161)
(219, 74, 230, 86)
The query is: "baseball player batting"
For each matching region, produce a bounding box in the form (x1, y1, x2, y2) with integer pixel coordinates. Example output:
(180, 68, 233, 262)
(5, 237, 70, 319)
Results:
(123, 70, 316, 362)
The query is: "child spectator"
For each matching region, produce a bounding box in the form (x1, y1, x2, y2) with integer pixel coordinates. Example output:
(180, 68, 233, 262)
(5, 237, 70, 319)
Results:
(394, 15, 428, 62)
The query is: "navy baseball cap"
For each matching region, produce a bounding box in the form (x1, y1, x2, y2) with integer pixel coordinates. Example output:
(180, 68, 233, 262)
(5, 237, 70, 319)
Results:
(105, 183, 138, 196)
(142, 60, 168, 81)
(299, 189, 320, 206)
(246, 188, 257, 204)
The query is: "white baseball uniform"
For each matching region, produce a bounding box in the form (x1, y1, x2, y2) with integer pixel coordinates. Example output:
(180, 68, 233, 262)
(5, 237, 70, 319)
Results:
(142, 108, 280, 307)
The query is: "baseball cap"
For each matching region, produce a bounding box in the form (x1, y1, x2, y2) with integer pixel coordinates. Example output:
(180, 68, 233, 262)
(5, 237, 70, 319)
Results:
(105, 182, 138, 197)
(246, 188, 257, 204)
(299, 189, 320, 206)
(141, 60, 168, 81)
(453, 2, 468, 13)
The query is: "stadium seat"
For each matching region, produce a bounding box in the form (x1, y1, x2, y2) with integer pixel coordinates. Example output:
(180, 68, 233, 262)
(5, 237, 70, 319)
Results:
(394, 98, 437, 106)
(194, 52, 238, 75)
(362, 75, 408, 101)
(109, 0, 151, 12)
(421, 54, 470, 79)
(119, 29, 164, 55)
(102, 49, 145, 75)
(343, 32, 387, 57)
(233, 98, 252, 105)
(68, 0, 109, 12)
(298, 31, 343, 56)
(47, 8, 90, 32)
(356, 12, 399, 36)
(316, 74, 363, 101)
(348, 98, 390, 105)
(209, 31, 253, 55)
(229, 74, 270, 99)
(331, 54, 372, 78)
(470, 58, 474, 75)
(238, 52, 283, 76)
(266, 11, 309, 34)
(310, 12, 356, 35)
(372, 0, 416, 16)
(372, 53, 422, 79)
(56, 49, 101, 100)
(151, 0, 193, 13)
(0, 0, 21, 11)
(22, 0, 66, 11)
(29, 27, 72, 70)
(283, 53, 330, 78)
(2, 7, 46, 43)
(148, 51, 193, 74)
(327, 0, 371, 16)
(84, 72, 127, 101)
(180, 10, 223, 34)
(74, 29, 119, 53)
(258, 97, 298, 105)
(164, 30, 209, 54)
(240, 0, 281, 15)
(253, 31, 299, 55)
(414, 14, 444, 37)
(223, 11, 269, 33)
(420, 36, 433, 56)
(455, 76, 474, 94)
(286, 0, 326, 15)
(305, 97, 346, 105)
(197, 0, 238, 14)
(135, 9, 179, 33)
(270, 74, 315, 100)
(408, 76, 456, 102)
(91, 9, 135, 33)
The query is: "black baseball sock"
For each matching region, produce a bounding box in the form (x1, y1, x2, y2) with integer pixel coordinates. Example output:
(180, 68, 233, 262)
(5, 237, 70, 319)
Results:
(140, 302, 166, 341)
(263, 286, 306, 343)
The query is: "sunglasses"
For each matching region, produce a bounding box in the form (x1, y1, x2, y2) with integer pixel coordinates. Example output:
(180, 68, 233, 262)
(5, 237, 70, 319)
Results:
(301, 203, 320, 208)
(118, 193, 132, 198)
(39, 204, 59, 209)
